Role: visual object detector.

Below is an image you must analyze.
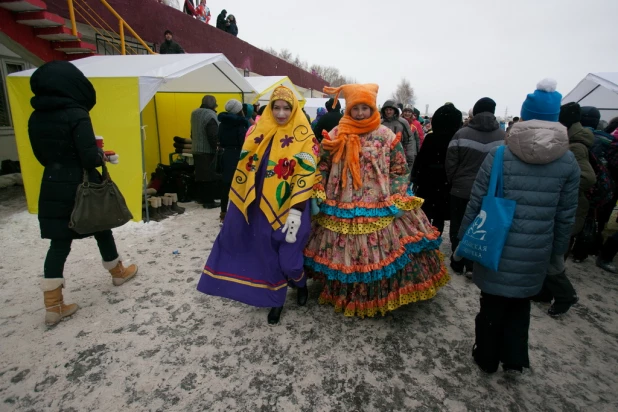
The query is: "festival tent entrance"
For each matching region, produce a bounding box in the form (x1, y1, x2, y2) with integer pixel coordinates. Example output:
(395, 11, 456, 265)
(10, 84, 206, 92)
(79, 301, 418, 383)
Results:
(7, 54, 257, 221)
(245, 76, 305, 106)
(562, 72, 618, 122)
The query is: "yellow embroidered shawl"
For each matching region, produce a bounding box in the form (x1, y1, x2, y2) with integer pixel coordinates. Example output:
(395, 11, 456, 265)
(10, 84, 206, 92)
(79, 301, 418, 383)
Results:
(230, 86, 321, 230)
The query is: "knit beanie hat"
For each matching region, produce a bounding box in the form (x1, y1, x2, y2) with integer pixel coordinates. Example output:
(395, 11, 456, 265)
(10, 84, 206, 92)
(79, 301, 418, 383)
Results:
(473, 97, 496, 116)
(325, 97, 341, 112)
(202, 95, 217, 109)
(520, 79, 562, 122)
(559, 102, 581, 129)
(580, 106, 601, 129)
(225, 99, 243, 114)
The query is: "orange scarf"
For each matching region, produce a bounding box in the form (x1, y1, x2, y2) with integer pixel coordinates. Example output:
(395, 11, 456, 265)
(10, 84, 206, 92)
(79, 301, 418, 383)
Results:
(322, 113, 381, 190)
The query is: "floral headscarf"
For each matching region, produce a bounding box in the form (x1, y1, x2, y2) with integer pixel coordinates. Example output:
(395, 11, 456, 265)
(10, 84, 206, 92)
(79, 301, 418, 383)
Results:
(230, 86, 321, 230)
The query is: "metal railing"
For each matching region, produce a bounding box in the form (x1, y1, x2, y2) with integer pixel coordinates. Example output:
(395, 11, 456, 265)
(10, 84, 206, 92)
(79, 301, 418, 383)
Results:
(67, 0, 156, 55)
(95, 33, 156, 56)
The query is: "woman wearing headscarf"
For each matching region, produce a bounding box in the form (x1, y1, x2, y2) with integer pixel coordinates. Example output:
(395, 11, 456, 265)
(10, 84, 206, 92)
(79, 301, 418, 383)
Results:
(411, 103, 463, 234)
(304, 83, 449, 318)
(197, 86, 322, 324)
(28, 61, 138, 326)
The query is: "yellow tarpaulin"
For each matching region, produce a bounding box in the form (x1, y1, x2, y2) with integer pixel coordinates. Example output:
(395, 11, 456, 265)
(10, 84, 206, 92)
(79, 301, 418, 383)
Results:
(7, 76, 143, 220)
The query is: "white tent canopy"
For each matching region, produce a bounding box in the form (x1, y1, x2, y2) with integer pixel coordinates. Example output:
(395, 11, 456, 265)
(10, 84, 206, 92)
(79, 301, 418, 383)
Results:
(562, 72, 618, 122)
(245, 76, 304, 104)
(304, 97, 346, 121)
(10, 54, 257, 111)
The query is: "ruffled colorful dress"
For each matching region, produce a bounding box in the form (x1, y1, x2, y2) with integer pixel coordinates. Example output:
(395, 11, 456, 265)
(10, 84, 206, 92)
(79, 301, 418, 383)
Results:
(304, 125, 449, 317)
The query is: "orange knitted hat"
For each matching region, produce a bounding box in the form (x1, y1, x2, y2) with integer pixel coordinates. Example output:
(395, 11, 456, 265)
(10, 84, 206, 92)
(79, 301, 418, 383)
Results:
(324, 83, 379, 115)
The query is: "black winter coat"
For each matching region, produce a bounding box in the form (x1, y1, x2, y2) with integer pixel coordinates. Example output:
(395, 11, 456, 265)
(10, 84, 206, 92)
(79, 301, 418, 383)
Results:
(412, 103, 462, 222)
(313, 111, 343, 142)
(28, 61, 103, 240)
(226, 22, 238, 37)
(216, 13, 227, 30)
(159, 40, 184, 54)
(218, 112, 248, 183)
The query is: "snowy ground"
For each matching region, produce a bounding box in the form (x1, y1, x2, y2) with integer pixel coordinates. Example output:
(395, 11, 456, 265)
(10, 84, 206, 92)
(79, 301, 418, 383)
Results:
(0, 185, 617, 411)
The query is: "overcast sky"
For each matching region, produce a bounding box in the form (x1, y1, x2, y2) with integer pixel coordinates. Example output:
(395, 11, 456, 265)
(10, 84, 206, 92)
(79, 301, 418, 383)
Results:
(206, 0, 618, 117)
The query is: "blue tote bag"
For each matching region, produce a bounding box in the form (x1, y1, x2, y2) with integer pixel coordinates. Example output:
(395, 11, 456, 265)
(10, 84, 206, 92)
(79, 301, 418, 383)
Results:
(457, 146, 516, 271)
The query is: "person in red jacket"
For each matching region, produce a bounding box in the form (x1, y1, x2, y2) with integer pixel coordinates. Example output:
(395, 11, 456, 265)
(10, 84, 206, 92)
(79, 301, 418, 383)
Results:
(402, 105, 425, 147)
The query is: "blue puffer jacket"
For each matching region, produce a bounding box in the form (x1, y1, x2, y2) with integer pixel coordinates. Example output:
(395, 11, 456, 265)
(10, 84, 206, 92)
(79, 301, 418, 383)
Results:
(459, 120, 580, 298)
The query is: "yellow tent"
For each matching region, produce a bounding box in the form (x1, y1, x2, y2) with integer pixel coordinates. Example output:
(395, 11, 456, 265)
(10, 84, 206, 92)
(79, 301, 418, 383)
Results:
(7, 54, 257, 222)
(245, 76, 305, 107)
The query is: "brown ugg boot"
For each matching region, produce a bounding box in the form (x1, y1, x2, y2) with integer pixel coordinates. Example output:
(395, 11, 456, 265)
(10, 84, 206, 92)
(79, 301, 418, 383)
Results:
(41, 278, 79, 326)
(103, 256, 138, 286)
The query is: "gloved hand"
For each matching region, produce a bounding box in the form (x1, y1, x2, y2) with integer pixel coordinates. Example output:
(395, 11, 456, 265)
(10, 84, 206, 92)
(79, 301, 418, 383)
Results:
(311, 198, 321, 216)
(282, 209, 303, 243)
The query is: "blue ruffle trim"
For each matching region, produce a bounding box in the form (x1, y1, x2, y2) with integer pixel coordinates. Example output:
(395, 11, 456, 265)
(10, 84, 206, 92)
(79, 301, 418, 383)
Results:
(320, 203, 400, 218)
(305, 236, 442, 283)
(319, 187, 416, 218)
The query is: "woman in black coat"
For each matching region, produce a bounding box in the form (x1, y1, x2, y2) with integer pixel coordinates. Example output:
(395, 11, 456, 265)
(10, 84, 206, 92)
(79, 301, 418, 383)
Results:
(411, 103, 462, 235)
(226, 15, 238, 37)
(28, 61, 138, 326)
(218, 99, 249, 222)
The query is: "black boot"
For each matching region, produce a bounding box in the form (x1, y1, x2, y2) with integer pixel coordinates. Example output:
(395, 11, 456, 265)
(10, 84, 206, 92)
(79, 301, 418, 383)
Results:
(548, 296, 579, 317)
(268, 307, 283, 325)
(203, 201, 221, 209)
(297, 286, 308, 306)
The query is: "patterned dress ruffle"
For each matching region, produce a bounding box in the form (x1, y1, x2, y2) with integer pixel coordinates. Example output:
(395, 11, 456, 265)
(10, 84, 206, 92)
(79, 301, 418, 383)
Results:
(304, 125, 449, 317)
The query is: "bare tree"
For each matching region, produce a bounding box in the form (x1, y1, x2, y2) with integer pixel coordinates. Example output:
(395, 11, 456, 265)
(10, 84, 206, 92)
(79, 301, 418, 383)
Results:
(391, 78, 416, 105)
(262, 48, 355, 86)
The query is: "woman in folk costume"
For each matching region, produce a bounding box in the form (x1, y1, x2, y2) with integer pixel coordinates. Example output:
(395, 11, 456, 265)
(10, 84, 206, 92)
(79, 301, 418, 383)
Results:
(304, 84, 449, 317)
(197, 86, 322, 324)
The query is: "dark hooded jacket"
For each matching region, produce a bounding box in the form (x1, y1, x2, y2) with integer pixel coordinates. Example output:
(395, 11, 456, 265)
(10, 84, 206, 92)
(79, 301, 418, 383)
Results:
(218, 111, 249, 184)
(567, 123, 596, 234)
(445, 112, 505, 199)
(412, 104, 462, 221)
(381, 100, 416, 170)
(216, 11, 228, 30)
(28, 61, 103, 240)
(313, 99, 343, 142)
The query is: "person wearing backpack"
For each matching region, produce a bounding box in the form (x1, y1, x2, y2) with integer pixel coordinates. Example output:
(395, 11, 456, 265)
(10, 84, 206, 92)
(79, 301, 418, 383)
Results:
(461, 79, 579, 373)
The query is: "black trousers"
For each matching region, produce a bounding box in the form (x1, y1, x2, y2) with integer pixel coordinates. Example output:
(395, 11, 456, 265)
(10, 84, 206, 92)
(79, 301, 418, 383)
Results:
(44, 230, 119, 278)
(449, 195, 468, 252)
(221, 180, 231, 214)
(600, 231, 618, 261)
(473, 292, 531, 373)
(449, 194, 473, 268)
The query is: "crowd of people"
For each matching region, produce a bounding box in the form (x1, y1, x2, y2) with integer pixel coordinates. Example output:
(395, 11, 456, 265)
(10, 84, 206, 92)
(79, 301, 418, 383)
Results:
(158, 2, 239, 54)
(25, 57, 618, 376)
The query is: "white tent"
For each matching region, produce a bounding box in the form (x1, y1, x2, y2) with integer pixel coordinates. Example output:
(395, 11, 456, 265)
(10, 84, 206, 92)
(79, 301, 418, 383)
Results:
(562, 72, 618, 122)
(11, 54, 257, 111)
(304, 97, 346, 121)
(245, 76, 304, 105)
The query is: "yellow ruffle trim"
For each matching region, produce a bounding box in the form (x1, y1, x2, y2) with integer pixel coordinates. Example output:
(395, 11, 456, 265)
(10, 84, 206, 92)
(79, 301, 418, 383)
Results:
(318, 265, 450, 318)
(392, 195, 424, 211)
(312, 183, 326, 201)
(316, 214, 394, 235)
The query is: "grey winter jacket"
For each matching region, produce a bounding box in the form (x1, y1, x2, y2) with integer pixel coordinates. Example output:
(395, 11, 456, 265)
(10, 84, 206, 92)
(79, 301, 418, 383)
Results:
(445, 112, 505, 199)
(381, 100, 416, 170)
(459, 120, 580, 298)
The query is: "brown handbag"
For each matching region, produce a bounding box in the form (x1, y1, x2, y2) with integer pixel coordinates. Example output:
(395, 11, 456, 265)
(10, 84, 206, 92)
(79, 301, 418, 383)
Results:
(69, 162, 133, 234)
